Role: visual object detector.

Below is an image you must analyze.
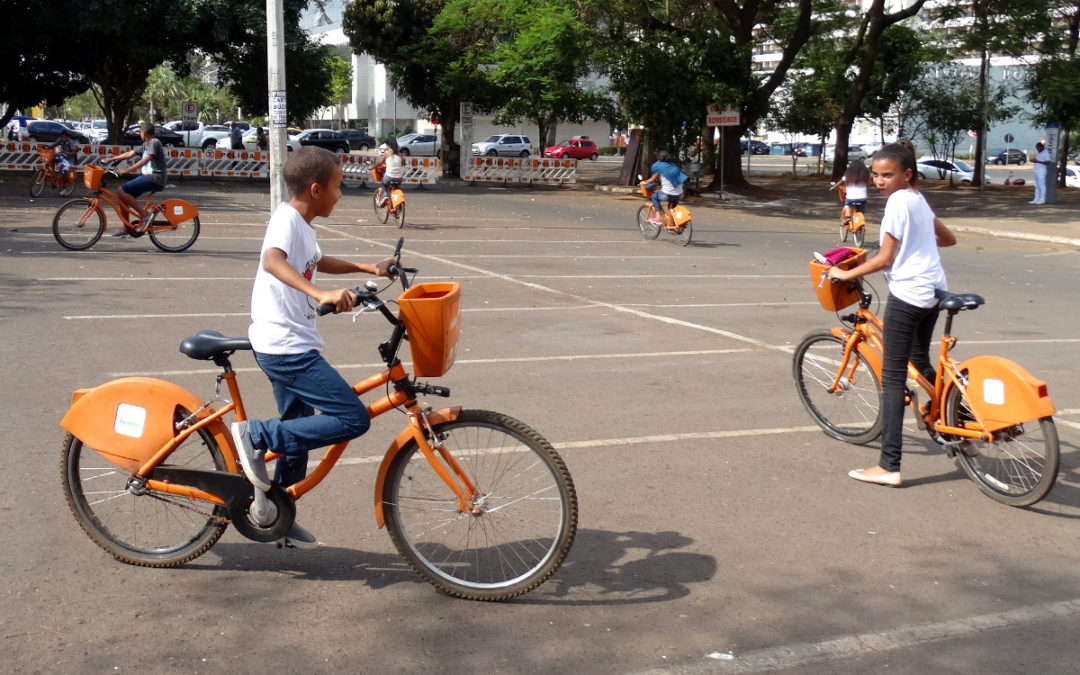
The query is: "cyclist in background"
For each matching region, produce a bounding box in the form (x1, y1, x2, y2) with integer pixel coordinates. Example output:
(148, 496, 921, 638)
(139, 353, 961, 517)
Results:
(831, 159, 870, 227)
(640, 150, 688, 225)
(102, 123, 167, 235)
(372, 138, 405, 206)
(50, 130, 79, 177)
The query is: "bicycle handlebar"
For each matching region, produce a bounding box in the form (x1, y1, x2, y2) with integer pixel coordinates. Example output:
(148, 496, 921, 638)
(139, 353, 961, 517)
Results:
(316, 238, 417, 317)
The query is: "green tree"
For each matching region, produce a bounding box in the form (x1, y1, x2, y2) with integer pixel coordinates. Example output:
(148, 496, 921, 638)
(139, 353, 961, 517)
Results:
(145, 64, 184, 123)
(1029, 0, 1080, 186)
(327, 55, 354, 129)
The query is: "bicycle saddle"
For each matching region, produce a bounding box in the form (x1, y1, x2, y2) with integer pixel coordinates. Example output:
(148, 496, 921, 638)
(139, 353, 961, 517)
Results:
(180, 330, 252, 360)
(938, 292, 985, 313)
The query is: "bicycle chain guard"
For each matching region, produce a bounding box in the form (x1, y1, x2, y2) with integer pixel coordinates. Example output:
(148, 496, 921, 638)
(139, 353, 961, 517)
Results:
(149, 467, 295, 542)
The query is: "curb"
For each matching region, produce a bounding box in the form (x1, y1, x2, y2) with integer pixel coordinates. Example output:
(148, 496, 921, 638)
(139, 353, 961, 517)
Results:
(951, 226, 1080, 247)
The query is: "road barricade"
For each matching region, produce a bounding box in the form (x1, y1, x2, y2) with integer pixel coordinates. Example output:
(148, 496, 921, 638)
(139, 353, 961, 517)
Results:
(339, 154, 441, 186)
(462, 156, 576, 184)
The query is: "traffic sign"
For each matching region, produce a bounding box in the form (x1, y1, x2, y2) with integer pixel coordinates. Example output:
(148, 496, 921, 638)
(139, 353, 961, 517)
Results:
(182, 101, 198, 123)
(706, 105, 740, 127)
(1004, 133, 1014, 144)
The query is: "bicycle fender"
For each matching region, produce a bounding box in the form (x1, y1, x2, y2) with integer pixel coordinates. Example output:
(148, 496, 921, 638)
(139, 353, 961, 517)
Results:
(372, 407, 463, 528)
(670, 205, 692, 226)
(946, 355, 1056, 433)
(830, 327, 882, 379)
(60, 377, 233, 474)
(160, 198, 200, 225)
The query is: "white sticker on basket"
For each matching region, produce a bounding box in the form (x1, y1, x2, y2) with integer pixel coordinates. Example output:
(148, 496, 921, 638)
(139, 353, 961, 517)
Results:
(983, 378, 1005, 406)
(114, 403, 147, 438)
(173, 205, 184, 216)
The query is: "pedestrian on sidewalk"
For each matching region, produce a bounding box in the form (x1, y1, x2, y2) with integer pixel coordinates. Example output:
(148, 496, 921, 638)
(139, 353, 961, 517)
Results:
(1031, 142, 1051, 205)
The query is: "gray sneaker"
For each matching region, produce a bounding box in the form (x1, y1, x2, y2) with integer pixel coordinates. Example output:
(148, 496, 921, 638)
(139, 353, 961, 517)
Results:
(277, 521, 318, 549)
(231, 421, 270, 492)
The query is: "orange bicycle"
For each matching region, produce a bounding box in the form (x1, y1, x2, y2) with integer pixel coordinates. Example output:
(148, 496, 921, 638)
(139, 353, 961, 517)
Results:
(636, 181, 692, 246)
(793, 249, 1060, 506)
(51, 163, 200, 252)
(829, 182, 866, 247)
(371, 164, 406, 228)
(30, 147, 77, 198)
(58, 239, 577, 600)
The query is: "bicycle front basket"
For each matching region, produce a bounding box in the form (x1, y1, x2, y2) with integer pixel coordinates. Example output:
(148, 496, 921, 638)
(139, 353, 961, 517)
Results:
(83, 164, 104, 191)
(39, 147, 56, 163)
(397, 282, 461, 377)
(809, 247, 866, 311)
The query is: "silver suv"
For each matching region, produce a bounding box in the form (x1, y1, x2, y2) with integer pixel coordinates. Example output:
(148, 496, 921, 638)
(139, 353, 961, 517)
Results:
(471, 133, 533, 158)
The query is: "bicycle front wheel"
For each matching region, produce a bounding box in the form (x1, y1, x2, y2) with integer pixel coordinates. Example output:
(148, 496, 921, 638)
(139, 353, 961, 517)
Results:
(840, 223, 850, 243)
(949, 385, 1060, 507)
(58, 175, 76, 196)
(394, 202, 406, 229)
(149, 215, 200, 252)
(383, 409, 578, 601)
(673, 219, 692, 246)
(373, 189, 390, 223)
(637, 205, 660, 239)
(793, 330, 883, 444)
(60, 407, 229, 567)
(52, 199, 106, 250)
(30, 168, 47, 197)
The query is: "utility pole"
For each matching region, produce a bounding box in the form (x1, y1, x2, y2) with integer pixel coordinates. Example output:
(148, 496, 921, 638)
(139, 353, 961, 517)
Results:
(266, 0, 288, 210)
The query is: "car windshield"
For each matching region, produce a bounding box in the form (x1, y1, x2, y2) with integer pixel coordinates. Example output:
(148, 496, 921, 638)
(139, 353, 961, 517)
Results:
(92, 121, 107, 130)
(953, 160, 973, 172)
(482, 135, 500, 142)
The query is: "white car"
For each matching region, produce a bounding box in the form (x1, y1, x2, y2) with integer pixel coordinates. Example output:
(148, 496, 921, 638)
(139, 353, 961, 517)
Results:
(395, 133, 439, 156)
(471, 133, 533, 158)
(1065, 166, 1080, 189)
(824, 144, 867, 163)
(88, 119, 109, 144)
(916, 156, 990, 184)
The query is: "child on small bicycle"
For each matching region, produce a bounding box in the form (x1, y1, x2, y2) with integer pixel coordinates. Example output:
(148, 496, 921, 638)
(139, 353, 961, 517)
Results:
(827, 143, 956, 488)
(373, 138, 405, 206)
(830, 159, 870, 227)
(49, 130, 79, 176)
(231, 146, 396, 548)
(640, 150, 688, 225)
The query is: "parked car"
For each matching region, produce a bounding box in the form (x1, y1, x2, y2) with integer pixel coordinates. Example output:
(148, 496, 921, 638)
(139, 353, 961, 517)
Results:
(823, 144, 867, 162)
(543, 137, 598, 160)
(280, 128, 350, 154)
(395, 133, 439, 156)
(1065, 166, 1080, 189)
(163, 120, 233, 150)
(26, 120, 90, 145)
(471, 133, 533, 158)
(985, 147, 1027, 165)
(339, 129, 376, 151)
(916, 156, 989, 184)
(740, 140, 770, 155)
(87, 119, 109, 144)
(121, 124, 185, 147)
(223, 121, 251, 133)
(859, 142, 883, 156)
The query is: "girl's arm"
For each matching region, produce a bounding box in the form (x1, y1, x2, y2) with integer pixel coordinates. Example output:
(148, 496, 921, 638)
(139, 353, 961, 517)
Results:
(934, 217, 957, 247)
(829, 233, 898, 282)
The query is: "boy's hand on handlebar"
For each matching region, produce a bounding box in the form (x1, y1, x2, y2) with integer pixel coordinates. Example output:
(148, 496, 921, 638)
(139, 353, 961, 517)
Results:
(316, 288, 358, 314)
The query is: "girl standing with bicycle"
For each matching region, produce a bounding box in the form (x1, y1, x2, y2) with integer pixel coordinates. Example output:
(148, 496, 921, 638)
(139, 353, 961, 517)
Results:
(827, 143, 957, 487)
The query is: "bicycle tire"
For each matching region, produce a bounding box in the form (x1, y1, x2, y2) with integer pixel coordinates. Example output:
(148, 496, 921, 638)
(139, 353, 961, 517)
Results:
(793, 330, 883, 445)
(852, 225, 865, 248)
(30, 168, 46, 197)
(52, 198, 106, 250)
(60, 406, 229, 567)
(673, 219, 692, 246)
(383, 409, 577, 601)
(840, 223, 850, 243)
(58, 175, 76, 197)
(637, 205, 660, 240)
(149, 214, 200, 252)
(373, 189, 390, 224)
(394, 202, 405, 229)
(948, 384, 1060, 507)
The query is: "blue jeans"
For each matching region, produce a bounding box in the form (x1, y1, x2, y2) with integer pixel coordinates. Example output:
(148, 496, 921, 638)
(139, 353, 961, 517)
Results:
(121, 175, 163, 198)
(648, 184, 680, 214)
(248, 350, 370, 487)
(878, 293, 940, 472)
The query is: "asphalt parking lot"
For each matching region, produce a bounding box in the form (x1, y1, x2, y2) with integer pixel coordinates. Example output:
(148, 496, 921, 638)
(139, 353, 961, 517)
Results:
(2, 173, 1079, 674)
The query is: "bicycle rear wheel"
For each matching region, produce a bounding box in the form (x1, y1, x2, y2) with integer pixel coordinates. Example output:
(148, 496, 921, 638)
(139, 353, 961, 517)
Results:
(30, 168, 47, 197)
(148, 214, 200, 252)
(52, 198, 105, 250)
(373, 189, 390, 223)
(60, 406, 229, 567)
(793, 330, 883, 444)
(383, 409, 577, 601)
(851, 213, 866, 248)
(393, 202, 405, 229)
(673, 219, 692, 246)
(637, 205, 660, 239)
(840, 222, 850, 243)
(948, 385, 1060, 506)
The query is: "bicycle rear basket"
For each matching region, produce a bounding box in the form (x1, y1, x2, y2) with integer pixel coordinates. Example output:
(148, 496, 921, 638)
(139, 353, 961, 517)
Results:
(397, 282, 461, 377)
(809, 247, 867, 311)
(39, 147, 56, 163)
(83, 164, 104, 191)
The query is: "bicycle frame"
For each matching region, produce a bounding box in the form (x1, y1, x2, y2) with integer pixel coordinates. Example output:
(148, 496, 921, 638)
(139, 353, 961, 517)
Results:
(59, 331, 475, 530)
(827, 289, 1055, 444)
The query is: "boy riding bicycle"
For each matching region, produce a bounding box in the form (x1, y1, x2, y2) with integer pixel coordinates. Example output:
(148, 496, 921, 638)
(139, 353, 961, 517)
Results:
(640, 150, 688, 225)
(49, 130, 79, 177)
(230, 146, 396, 548)
(102, 123, 167, 235)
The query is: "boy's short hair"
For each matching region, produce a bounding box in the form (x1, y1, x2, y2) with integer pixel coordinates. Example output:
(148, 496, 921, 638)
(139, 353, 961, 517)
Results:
(140, 122, 155, 136)
(284, 146, 340, 198)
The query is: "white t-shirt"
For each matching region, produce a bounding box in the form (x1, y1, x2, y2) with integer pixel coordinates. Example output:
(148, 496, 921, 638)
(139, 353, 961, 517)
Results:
(880, 189, 946, 308)
(659, 173, 684, 196)
(385, 153, 405, 179)
(248, 203, 324, 354)
(1034, 147, 1051, 176)
(845, 183, 868, 200)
